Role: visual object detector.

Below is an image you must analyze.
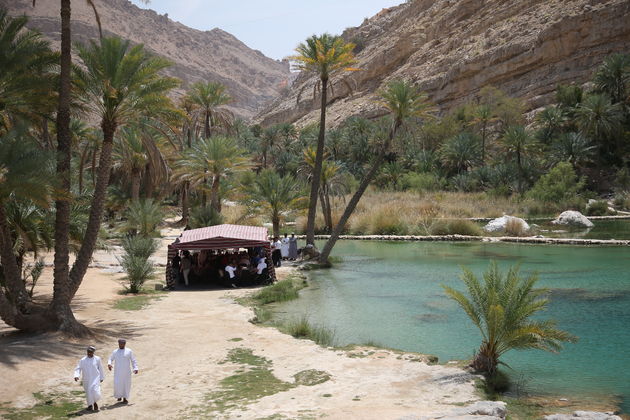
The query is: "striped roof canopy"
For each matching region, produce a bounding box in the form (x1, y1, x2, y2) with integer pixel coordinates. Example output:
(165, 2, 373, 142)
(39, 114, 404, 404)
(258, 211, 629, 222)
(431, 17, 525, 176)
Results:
(170, 224, 270, 251)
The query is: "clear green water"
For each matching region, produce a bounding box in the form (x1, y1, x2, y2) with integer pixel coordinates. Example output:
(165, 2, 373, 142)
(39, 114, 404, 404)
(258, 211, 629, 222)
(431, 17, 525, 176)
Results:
(275, 241, 630, 412)
(537, 219, 630, 240)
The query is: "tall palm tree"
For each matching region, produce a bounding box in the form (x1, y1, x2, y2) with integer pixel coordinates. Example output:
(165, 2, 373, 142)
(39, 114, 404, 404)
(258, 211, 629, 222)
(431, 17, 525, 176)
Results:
(318, 80, 434, 264)
(593, 53, 630, 104)
(468, 104, 497, 165)
(499, 126, 537, 193)
(443, 262, 576, 376)
(187, 81, 232, 138)
(175, 136, 251, 213)
(43, 37, 177, 334)
(113, 126, 149, 202)
(290, 33, 357, 246)
(241, 170, 307, 238)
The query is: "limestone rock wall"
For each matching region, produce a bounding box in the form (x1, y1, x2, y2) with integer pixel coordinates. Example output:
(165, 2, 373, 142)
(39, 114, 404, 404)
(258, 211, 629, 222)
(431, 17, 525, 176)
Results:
(255, 0, 630, 128)
(5, 0, 291, 119)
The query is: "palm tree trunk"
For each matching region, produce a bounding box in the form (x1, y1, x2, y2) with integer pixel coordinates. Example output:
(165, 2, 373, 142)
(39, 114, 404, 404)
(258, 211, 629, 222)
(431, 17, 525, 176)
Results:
(305, 77, 328, 245)
(210, 174, 221, 213)
(272, 215, 280, 239)
(131, 167, 141, 202)
(204, 110, 210, 139)
(49, 0, 84, 335)
(319, 190, 328, 233)
(324, 190, 333, 232)
(319, 121, 400, 264)
(91, 149, 97, 187)
(66, 118, 117, 302)
(181, 181, 189, 225)
(481, 123, 487, 166)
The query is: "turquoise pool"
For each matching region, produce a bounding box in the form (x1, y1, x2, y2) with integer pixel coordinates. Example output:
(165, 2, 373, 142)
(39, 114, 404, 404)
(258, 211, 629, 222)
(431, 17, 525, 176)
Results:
(274, 241, 630, 412)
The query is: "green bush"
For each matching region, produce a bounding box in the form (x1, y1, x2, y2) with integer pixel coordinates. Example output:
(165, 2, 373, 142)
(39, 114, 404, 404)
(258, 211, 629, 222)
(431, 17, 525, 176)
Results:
(283, 316, 336, 347)
(121, 199, 163, 237)
(585, 200, 610, 216)
(430, 219, 482, 236)
(526, 162, 584, 204)
(400, 172, 445, 192)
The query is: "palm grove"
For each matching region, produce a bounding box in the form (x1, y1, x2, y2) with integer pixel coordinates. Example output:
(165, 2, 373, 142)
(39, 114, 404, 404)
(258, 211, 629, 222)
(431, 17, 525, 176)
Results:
(1, 5, 630, 336)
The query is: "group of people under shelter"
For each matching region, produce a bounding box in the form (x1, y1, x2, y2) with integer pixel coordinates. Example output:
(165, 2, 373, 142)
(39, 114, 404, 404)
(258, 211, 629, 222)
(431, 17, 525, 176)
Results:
(73, 339, 138, 412)
(169, 246, 271, 289)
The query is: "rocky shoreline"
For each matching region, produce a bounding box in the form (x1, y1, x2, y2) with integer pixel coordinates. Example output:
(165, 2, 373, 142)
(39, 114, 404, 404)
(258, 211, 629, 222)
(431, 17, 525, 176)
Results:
(302, 234, 630, 246)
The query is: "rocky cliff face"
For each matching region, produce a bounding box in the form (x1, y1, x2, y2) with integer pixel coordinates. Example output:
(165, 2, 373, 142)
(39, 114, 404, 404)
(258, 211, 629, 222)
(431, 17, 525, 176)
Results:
(255, 0, 630, 128)
(5, 0, 291, 119)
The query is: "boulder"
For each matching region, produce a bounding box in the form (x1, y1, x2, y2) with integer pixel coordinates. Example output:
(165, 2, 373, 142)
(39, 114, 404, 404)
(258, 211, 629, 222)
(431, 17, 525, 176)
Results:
(444, 401, 507, 419)
(552, 211, 594, 228)
(544, 411, 622, 420)
(483, 216, 530, 234)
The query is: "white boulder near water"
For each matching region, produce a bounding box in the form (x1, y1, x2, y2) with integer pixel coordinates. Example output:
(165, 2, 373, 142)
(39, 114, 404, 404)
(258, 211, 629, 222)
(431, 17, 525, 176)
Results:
(544, 411, 622, 420)
(552, 210, 594, 228)
(483, 215, 530, 234)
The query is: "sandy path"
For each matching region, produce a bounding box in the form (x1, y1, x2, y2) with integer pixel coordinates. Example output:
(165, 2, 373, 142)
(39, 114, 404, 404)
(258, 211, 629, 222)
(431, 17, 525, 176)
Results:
(0, 245, 481, 419)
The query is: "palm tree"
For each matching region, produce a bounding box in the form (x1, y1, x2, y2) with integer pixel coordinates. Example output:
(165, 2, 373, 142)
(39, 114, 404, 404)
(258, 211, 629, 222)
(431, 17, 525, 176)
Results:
(0, 128, 54, 330)
(443, 262, 576, 376)
(499, 126, 537, 193)
(468, 104, 497, 165)
(290, 33, 357, 246)
(120, 199, 162, 237)
(593, 53, 630, 104)
(0, 10, 58, 133)
(113, 126, 149, 202)
(175, 136, 251, 212)
(187, 81, 232, 138)
(43, 36, 177, 335)
(549, 132, 596, 171)
(439, 132, 481, 175)
(535, 106, 567, 144)
(318, 80, 434, 264)
(241, 170, 307, 238)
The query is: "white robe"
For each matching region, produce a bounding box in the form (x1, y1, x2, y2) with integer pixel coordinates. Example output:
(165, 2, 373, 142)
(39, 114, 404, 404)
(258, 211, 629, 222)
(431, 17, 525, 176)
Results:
(108, 348, 138, 399)
(280, 237, 290, 258)
(74, 355, 105, 406)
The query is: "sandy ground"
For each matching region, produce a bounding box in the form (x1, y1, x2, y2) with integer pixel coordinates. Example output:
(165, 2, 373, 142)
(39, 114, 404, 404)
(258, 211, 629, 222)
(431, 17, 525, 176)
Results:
(0, 233, 482, 420)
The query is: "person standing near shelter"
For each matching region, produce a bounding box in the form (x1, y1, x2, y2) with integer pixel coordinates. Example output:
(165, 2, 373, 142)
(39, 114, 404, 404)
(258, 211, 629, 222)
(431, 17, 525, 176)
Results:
(281, 233, 290, 260)
(181, 250, 192, 287)
(74, 345, 105, 411)
(288, 233, 298, 260)
(272, 237, 282, 267)
(107, 339, 139, 404)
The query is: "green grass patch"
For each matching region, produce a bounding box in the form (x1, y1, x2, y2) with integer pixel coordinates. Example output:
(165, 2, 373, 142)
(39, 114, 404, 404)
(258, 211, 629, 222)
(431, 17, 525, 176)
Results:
(251, 307, 273, 324)
(280, 316, 336, 347)
(112, 292, 163, 310)
(228, 337, 243, 342)
(0, 391, 84, 419)
(198, 348, 332, 417)
(251, 274, 307, 305)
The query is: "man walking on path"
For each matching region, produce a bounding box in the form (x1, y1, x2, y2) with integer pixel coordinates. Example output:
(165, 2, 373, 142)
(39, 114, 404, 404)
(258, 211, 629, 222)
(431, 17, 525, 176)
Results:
(74, 346, 105, 411)
(107, 339, 139, 404)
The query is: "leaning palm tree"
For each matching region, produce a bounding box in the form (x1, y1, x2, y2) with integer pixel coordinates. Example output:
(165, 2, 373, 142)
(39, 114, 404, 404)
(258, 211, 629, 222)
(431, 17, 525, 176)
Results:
(187, 81, 233, 138)
(241, 170, 307, 238)
(41, 36, 177, 335)
(290, 33, 357, 246)
(318, 80, 434, 264)
(443, 262, 577, 376)
(174, 136, 251, 212)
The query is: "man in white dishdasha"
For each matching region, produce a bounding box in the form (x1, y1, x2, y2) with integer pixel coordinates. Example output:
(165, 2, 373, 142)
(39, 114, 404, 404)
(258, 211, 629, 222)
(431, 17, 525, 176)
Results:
(107, 338, 139, 404)
(74, 345, 105, 411)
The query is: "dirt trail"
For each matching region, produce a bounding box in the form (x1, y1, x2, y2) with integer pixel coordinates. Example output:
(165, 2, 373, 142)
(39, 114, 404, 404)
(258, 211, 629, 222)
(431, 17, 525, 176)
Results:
(0, 240, 480, 419)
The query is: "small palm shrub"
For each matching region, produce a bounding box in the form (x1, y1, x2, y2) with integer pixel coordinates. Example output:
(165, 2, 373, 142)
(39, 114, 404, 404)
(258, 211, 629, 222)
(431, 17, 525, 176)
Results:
(121, 199, 162, 237)
(119, 235, 158, 293)
(189, 205, 224, 229)
(443, 263, 577, 381)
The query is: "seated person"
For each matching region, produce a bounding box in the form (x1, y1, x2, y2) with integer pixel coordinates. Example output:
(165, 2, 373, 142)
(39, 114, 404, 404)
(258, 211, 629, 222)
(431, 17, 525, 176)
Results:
(224, 261, 238, 288)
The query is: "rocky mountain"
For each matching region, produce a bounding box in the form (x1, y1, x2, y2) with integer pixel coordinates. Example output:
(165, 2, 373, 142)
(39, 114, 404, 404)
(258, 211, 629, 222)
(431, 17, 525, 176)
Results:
(5, 0, 291, 119)
(255, 0, 630, 127)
